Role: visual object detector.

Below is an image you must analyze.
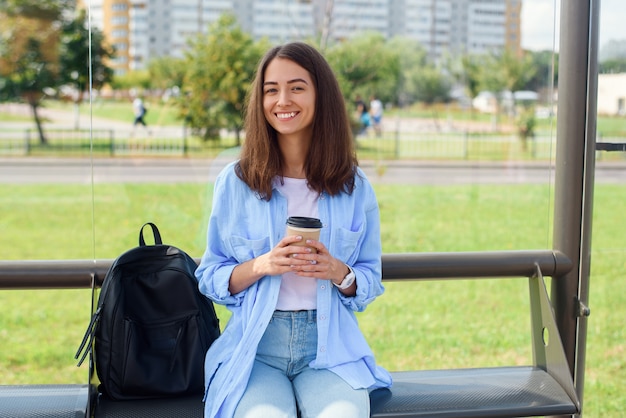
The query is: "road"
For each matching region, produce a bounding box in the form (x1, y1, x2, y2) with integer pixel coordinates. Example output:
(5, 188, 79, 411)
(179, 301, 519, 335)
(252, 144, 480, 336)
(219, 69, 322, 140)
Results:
(2, 156, 626, 185)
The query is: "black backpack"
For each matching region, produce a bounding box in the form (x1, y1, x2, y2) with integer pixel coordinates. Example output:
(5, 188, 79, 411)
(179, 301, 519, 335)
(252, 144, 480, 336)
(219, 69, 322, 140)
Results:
(76, 222, 220, 400)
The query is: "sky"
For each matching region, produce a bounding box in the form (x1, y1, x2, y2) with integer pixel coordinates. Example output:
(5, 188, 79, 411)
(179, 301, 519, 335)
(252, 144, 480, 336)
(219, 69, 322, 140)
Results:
(521, 0, 625, 51)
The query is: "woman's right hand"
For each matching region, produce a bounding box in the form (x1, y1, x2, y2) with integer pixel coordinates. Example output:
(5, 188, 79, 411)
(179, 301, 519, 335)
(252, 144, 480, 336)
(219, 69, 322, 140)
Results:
(227, 235, 313, 294)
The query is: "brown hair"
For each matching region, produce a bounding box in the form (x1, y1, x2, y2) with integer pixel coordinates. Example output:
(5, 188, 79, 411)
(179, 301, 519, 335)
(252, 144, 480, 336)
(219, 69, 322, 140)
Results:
(236, 42, 357, 200)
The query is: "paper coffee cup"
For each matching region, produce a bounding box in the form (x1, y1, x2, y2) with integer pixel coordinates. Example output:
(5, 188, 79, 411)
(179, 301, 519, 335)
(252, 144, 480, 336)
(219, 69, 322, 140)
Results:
(285, 216, 322, 252)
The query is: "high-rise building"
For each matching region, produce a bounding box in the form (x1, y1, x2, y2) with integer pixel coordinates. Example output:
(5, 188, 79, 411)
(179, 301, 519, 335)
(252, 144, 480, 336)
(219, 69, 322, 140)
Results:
(391, 0, 521, 61)
(86, 0, 520, 75)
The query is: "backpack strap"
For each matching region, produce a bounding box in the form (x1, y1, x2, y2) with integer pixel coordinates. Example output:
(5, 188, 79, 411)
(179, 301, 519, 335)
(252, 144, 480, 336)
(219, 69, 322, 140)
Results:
(139, 222, 162, 246)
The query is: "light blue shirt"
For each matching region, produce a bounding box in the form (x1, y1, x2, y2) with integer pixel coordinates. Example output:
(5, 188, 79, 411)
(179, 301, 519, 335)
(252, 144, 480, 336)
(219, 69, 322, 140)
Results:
(196, 161, 392, 418)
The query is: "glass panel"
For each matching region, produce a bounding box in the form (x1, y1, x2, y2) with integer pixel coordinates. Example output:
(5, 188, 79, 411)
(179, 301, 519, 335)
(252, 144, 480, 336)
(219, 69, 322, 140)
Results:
(590, 0, 626, 416)
(2, 3, 623, 416)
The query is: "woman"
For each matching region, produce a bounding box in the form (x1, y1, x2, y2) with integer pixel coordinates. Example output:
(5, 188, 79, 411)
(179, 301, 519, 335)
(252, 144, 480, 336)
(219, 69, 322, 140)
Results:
(196, 42, 392, 418)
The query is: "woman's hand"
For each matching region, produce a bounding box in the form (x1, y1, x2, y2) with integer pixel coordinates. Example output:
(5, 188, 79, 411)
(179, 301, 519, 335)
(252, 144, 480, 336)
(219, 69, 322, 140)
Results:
(228, 235, 316, 294)
(290, 239, 355, 294)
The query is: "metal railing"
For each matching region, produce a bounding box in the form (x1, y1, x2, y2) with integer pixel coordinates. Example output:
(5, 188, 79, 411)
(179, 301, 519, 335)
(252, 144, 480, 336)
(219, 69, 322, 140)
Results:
(0, 250, 572, 290)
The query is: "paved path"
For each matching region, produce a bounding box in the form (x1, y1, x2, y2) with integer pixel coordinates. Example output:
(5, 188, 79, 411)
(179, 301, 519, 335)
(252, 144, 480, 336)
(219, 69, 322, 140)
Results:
(2, 156, 626, 185)
(0, 102, 180, 139)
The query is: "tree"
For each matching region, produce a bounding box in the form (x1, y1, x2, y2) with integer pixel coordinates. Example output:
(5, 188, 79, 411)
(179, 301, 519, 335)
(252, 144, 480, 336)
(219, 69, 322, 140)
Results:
(1, 0, 75, 20)
(326, 32, 399, 106)
(391, 37, 453, 107)
(525, 49, 558, 98)
(59, 9, 114, 129)
(0, 8, 62, 144)
(479, 48, 536, 130)
(599, 58, 626, 74)
(179, 14, 266, 143)
(147, 56, 186, 95)
(387, 37, 431, 107)
(461, 54, 483, 117)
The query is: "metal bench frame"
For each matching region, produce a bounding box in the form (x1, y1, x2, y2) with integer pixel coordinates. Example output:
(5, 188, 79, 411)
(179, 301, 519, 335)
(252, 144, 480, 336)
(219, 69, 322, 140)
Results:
(0, 252, 580, 417)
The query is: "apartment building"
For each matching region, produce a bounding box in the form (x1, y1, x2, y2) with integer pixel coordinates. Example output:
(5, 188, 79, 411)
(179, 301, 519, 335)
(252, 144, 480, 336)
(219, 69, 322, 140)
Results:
(87, 0, 520, 75)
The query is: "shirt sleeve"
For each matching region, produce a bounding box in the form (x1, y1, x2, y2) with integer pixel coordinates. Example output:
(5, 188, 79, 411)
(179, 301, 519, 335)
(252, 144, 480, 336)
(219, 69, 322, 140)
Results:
(195, 163, 246, 307)
(337, 172, 385, 312)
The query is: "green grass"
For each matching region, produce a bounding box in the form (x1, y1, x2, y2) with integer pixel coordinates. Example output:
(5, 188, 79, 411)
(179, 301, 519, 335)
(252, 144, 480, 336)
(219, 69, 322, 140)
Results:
(44, 98, 185, 127)
(0, 112, 32, 122)
(1, 183, 625, 416)
(39, 99, 626, 136)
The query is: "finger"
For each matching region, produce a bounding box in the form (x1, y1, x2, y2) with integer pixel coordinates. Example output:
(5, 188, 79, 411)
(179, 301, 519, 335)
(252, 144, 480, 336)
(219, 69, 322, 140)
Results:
(280, 235, 304, 247)
(304, 239, 327, 253)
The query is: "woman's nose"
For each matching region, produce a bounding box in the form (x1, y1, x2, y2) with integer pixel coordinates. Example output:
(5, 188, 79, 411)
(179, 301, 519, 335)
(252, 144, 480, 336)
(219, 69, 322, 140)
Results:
(277, 90, 292, 106)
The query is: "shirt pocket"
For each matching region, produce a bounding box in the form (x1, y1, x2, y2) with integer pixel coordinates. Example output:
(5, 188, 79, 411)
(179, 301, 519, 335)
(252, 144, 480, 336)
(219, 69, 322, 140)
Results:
(229, 235, 271, 263)
(334, 226, 362, 263)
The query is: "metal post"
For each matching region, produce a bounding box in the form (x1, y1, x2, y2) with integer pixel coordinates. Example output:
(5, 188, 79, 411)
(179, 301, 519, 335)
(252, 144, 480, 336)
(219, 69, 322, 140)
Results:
(110, 129, 115, 157)
(552, 0, 599, 415)
(24, 129, 31, 155)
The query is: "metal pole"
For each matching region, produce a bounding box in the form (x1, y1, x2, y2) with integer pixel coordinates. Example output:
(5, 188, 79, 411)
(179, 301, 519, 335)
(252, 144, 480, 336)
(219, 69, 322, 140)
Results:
(0, 250, 573, 290)
(553, 0, 599, 415)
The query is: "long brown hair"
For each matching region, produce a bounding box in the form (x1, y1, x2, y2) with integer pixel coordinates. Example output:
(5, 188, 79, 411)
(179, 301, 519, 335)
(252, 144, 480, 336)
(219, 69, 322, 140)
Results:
(236, 42, 357, 200)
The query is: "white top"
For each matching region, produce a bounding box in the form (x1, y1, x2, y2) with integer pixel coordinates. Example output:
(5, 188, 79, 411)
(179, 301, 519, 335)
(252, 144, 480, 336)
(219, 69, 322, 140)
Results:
(274, 177, 319, 311)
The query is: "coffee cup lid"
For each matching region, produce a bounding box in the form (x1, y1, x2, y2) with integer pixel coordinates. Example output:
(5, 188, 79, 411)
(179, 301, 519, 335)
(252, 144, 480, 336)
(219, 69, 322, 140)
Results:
(286, 216, 322, 229)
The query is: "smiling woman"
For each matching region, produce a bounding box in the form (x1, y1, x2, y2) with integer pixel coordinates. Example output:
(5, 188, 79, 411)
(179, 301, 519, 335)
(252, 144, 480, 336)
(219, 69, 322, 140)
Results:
(196, 42, 390, 418)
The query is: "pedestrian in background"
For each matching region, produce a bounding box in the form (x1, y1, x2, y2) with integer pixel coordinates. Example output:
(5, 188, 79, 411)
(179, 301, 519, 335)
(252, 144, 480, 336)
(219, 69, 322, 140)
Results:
(132, 97, 148, 127)
(369, 95, 383, 136)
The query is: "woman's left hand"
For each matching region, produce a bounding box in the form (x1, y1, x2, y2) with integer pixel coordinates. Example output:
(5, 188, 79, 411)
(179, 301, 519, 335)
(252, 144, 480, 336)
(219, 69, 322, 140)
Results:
(290, 239, 350, 286)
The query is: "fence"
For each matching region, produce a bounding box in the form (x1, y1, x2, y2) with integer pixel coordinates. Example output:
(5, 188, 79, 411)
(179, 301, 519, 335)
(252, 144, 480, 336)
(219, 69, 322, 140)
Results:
(355, 130, 558, 160)
(0, 127, 238, 157)
(2, 127, 625, 162)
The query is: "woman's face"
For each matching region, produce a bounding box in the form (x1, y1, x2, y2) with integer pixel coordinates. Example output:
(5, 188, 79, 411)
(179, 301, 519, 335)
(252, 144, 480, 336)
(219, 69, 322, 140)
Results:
(262, 57, 316, 140)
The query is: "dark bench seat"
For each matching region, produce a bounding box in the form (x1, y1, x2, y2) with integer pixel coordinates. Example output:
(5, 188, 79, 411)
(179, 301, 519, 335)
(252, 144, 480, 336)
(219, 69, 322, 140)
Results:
(370, 367, 577, 417)
(0, 384, 90, 418)
(92, 366, 577, 418)
(0, 364, 577, 418)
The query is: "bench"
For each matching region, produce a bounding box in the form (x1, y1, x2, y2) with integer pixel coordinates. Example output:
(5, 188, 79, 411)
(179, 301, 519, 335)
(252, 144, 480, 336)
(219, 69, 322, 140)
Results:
(0, 251, 580, 417)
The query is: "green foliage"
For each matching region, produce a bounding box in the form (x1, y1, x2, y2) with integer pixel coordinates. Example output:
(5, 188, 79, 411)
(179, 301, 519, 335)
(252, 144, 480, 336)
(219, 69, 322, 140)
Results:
(525, 49, 558, 92)
(480, 48, 537, 95)
(59, 9, 114, 94)
(461, 54, 483, 101)
(326, 33, 399, 102)
(147, 56, 187, 92)
(110, 70, 151, 91)
(179, 14, 267, 142)
(0, 37, 57, 102)
(0, 0, 75, 20)
(326, 32, 400, 105)
(388, 37, 452, 106)
(0, 2, 113, 139)
(599, 58, 626, 74)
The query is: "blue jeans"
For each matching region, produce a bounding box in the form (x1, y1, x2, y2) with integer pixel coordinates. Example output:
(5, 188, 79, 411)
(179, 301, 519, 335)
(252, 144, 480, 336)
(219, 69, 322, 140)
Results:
(234, 310, 370, 418)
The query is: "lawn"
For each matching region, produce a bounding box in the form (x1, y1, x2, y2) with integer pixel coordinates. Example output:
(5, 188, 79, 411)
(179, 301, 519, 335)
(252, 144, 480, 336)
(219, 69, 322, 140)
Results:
(42, 98, 626, 137)
(1, 182, 624, 415)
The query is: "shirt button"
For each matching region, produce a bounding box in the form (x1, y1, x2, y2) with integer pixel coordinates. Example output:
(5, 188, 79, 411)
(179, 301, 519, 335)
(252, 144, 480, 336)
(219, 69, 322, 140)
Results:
(320, 346, 326, 352)
(320, 285, 326, 290)
(319, 315, 326, 320)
